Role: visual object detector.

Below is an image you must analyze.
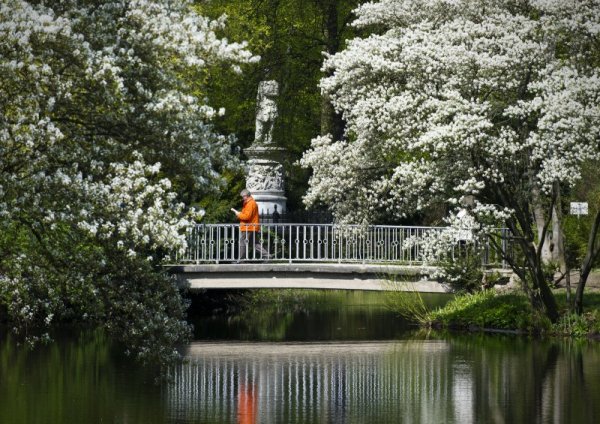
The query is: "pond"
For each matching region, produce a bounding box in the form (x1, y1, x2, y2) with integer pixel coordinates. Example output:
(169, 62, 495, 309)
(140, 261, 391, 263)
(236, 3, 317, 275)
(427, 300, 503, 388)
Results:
(1, 290, 599, 423)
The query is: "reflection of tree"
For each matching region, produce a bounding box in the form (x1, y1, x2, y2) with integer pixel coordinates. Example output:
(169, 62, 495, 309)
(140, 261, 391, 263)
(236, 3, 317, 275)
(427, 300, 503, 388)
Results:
(4, 326, 600, 422)
(0, 331, 164, 423)
(446, 335, 600, 424)
(559, 342, 595, 422)
(188, 296, 600, 422)
(533, 344, 560, 422)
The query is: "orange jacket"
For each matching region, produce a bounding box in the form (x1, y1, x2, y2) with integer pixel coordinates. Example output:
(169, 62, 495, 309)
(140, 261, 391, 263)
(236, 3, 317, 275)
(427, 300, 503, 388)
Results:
(238, 196, 260, 232)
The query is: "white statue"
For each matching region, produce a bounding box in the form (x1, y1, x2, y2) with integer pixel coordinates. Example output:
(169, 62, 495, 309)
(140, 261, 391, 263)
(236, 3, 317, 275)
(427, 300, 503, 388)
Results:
(254, 80, 279, 145)
(245, 80, 287, 214)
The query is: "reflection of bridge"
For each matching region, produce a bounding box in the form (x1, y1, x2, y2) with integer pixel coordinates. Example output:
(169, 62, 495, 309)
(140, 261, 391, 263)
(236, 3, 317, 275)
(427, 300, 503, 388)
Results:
(170, 224, 511, 292)
(166, 341, 461, 423)
(166, 339, 577, 423)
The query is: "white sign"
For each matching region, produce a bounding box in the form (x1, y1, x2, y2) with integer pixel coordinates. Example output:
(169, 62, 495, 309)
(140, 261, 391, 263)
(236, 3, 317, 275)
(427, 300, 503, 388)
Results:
(570, 202, 588, 216)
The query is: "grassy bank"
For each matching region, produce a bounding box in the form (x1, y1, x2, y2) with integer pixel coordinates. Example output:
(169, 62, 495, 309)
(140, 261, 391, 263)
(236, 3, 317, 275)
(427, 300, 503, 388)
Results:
(387, 287, 600, 338)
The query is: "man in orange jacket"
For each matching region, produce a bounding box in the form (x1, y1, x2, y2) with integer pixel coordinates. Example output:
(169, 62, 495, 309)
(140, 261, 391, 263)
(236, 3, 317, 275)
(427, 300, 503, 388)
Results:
(231, 189, 270, 260)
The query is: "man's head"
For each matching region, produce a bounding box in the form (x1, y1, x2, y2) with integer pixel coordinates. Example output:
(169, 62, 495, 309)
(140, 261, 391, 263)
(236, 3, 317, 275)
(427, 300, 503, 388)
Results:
(240, 189, 251, 199)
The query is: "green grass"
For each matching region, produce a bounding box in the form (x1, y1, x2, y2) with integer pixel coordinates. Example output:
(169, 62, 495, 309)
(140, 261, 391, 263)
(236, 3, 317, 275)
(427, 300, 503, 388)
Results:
(410, 289, 600, 338)
(428, 290, 546, 331)
(552, 311, 600, 337)
(384, 285, 430, 324)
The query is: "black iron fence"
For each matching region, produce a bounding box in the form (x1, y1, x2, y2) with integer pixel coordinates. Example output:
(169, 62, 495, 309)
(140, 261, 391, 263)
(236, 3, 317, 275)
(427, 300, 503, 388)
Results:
(260, 210, 333, 224)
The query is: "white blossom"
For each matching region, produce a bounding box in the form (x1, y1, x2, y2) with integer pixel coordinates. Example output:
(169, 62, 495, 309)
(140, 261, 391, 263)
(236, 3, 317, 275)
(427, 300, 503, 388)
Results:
(302, 0, 600, 237)
(0, 0, 256, 355)
(1, 0, 258, 258)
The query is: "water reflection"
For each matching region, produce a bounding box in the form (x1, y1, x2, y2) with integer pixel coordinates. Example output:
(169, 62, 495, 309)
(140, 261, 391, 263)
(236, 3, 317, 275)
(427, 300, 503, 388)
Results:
(190, 290, 449, 341)
(237, 383, 257, 424)
(2, 300, 600, 424)
(0, 330, 163, 424)
(166, 338, 600, 424)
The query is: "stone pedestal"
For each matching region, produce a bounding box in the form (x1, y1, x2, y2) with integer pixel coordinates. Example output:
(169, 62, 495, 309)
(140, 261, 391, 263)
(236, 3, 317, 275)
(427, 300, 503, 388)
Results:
(245, 146, 287, 214)
(245, 81, 287, 215)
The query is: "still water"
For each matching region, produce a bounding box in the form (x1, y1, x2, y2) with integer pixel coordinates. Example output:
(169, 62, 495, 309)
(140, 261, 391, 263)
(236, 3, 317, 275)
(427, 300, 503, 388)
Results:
(1, 291, 600, 423)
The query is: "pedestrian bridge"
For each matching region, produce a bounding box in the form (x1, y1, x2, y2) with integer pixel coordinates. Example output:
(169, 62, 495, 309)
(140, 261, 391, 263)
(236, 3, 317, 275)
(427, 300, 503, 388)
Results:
(170, 223, 511, 292)
(170, 263, 449, 292)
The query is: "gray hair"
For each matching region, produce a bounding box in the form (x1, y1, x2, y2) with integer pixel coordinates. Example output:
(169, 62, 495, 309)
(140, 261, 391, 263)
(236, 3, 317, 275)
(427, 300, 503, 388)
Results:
(240, 188, 251, 197)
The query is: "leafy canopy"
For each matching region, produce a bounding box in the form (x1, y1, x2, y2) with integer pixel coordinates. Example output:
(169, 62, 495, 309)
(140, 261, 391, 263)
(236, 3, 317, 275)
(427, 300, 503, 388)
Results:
(0, 0, 257, 365)
(301, 0, 600, 226)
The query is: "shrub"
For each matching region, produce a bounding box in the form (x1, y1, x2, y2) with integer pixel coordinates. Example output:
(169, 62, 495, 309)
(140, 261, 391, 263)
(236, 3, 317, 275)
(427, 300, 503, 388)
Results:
(553, 311, 600, 338)
(436, 246, 483, 293)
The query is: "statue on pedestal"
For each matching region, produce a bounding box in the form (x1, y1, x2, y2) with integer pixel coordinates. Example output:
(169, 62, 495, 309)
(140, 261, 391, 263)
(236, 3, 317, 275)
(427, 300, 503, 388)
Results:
(245, 81, 287, 215)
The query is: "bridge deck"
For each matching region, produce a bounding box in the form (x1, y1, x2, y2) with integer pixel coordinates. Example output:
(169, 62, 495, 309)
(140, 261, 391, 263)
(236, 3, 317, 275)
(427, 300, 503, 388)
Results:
(169, 263, 451, 292)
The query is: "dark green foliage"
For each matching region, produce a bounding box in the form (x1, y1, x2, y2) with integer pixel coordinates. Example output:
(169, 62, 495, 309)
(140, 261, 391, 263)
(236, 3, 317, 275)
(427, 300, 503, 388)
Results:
(195, 0, 362, 212)
(555, 291, 600, 312)
(561, 160, 600, 269)
(0, 219, 191, 369)
(97, 257, 191, 368)
(197, 169, 246, 223)
(553, 291, 600, 336)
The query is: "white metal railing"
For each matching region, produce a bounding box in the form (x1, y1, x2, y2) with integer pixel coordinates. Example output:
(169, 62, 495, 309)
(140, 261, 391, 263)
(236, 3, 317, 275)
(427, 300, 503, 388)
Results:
(176, 224, 512, 268)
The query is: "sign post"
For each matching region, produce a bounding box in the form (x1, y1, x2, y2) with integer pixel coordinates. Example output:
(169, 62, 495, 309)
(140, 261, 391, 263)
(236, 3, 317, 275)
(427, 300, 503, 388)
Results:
(570, 202, 588, 219)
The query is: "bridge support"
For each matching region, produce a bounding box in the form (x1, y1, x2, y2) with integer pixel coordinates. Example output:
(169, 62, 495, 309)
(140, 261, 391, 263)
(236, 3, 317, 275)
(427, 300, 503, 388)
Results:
(169, 263, 451, 292)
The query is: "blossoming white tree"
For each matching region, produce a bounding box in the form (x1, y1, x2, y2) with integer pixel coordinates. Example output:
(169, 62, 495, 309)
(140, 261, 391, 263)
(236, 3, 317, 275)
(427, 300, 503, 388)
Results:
(0, 0, 257, 363)
(301, 0, 600, 320)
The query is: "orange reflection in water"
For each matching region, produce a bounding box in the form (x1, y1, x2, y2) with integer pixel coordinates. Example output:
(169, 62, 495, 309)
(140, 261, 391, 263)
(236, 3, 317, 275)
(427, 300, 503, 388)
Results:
(237, 384, 257, 424)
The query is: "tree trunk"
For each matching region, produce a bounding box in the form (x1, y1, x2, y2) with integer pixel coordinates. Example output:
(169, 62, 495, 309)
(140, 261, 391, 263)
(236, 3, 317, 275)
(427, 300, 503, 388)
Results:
(320, 95, 344, 140)
(507, 219, 559, 322)
(527, 245, 559, 322)
(493, 183, 558, 321)
(532, 186, 557, 263)
(574, 209, 600, 314)
(575, 265, 592, 315)
(552, 182, 571, 309)
(320, 0, 345, 141)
